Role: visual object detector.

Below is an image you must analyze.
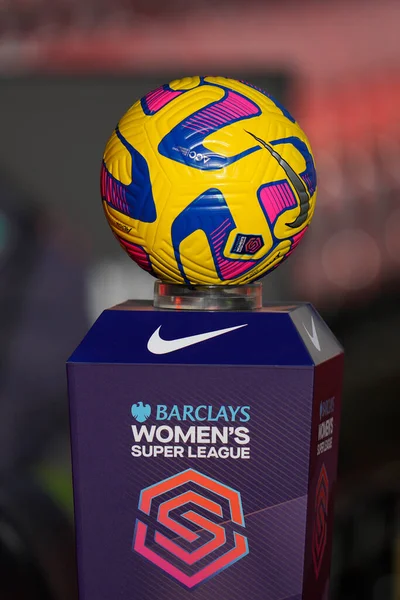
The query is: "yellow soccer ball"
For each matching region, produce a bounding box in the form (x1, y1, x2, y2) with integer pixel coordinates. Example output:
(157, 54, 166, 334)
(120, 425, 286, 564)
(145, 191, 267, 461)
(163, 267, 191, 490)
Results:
(101, 76, 317, 285)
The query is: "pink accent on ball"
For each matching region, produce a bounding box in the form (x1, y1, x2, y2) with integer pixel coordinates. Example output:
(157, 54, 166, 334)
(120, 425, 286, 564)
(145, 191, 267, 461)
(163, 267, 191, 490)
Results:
(183, 91, 259, 133)
(291, 227, 307, 249)
(259, 181, 297, 224)
(218, 259, 253, 279)
(101, 164, 129, 215)
(118, 238, 153, 273)
(285, 226, 308, 259)
(145, 87, 182, 113)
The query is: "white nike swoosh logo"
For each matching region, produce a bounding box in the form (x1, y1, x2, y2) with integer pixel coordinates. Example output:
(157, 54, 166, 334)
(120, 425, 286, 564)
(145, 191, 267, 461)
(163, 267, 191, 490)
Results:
(147, 324, 248, 355)
(303, 317, 321, 351)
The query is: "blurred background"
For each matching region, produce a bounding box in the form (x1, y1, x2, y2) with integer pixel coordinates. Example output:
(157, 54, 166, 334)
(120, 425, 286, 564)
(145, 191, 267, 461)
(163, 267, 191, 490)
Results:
(0, 0, 399, 598)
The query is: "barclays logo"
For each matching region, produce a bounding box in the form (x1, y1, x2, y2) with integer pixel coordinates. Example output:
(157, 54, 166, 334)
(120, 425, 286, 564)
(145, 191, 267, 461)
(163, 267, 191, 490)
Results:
(131, 402, 151, 423)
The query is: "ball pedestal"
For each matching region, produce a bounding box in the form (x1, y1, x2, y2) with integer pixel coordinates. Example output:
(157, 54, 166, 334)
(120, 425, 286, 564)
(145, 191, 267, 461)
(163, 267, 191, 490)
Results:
(153, 281, 263, 311)
(67, 283, 343, 600)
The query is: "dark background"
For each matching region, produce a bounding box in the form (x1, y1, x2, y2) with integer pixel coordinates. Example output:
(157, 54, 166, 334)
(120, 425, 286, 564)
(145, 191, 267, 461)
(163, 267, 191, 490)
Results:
(0, 1, 399, 598)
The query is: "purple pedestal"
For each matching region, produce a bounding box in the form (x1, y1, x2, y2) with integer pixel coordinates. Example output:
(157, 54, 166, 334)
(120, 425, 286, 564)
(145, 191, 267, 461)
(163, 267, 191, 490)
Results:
(67, 301, 343, 600)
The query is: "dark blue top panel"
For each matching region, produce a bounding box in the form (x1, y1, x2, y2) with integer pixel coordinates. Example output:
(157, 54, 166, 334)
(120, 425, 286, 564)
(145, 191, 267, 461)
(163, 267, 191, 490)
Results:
(69, 302, 315, 366)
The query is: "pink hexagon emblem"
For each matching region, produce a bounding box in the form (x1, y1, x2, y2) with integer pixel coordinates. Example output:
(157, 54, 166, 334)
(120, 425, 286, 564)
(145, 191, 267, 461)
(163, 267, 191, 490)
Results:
(133, 469, 249, 588)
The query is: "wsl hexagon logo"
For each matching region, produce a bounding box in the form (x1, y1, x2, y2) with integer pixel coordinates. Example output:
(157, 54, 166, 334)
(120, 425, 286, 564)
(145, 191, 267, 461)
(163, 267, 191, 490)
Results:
(312, 464, 329, 578)
(133, 469, 249, 588)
